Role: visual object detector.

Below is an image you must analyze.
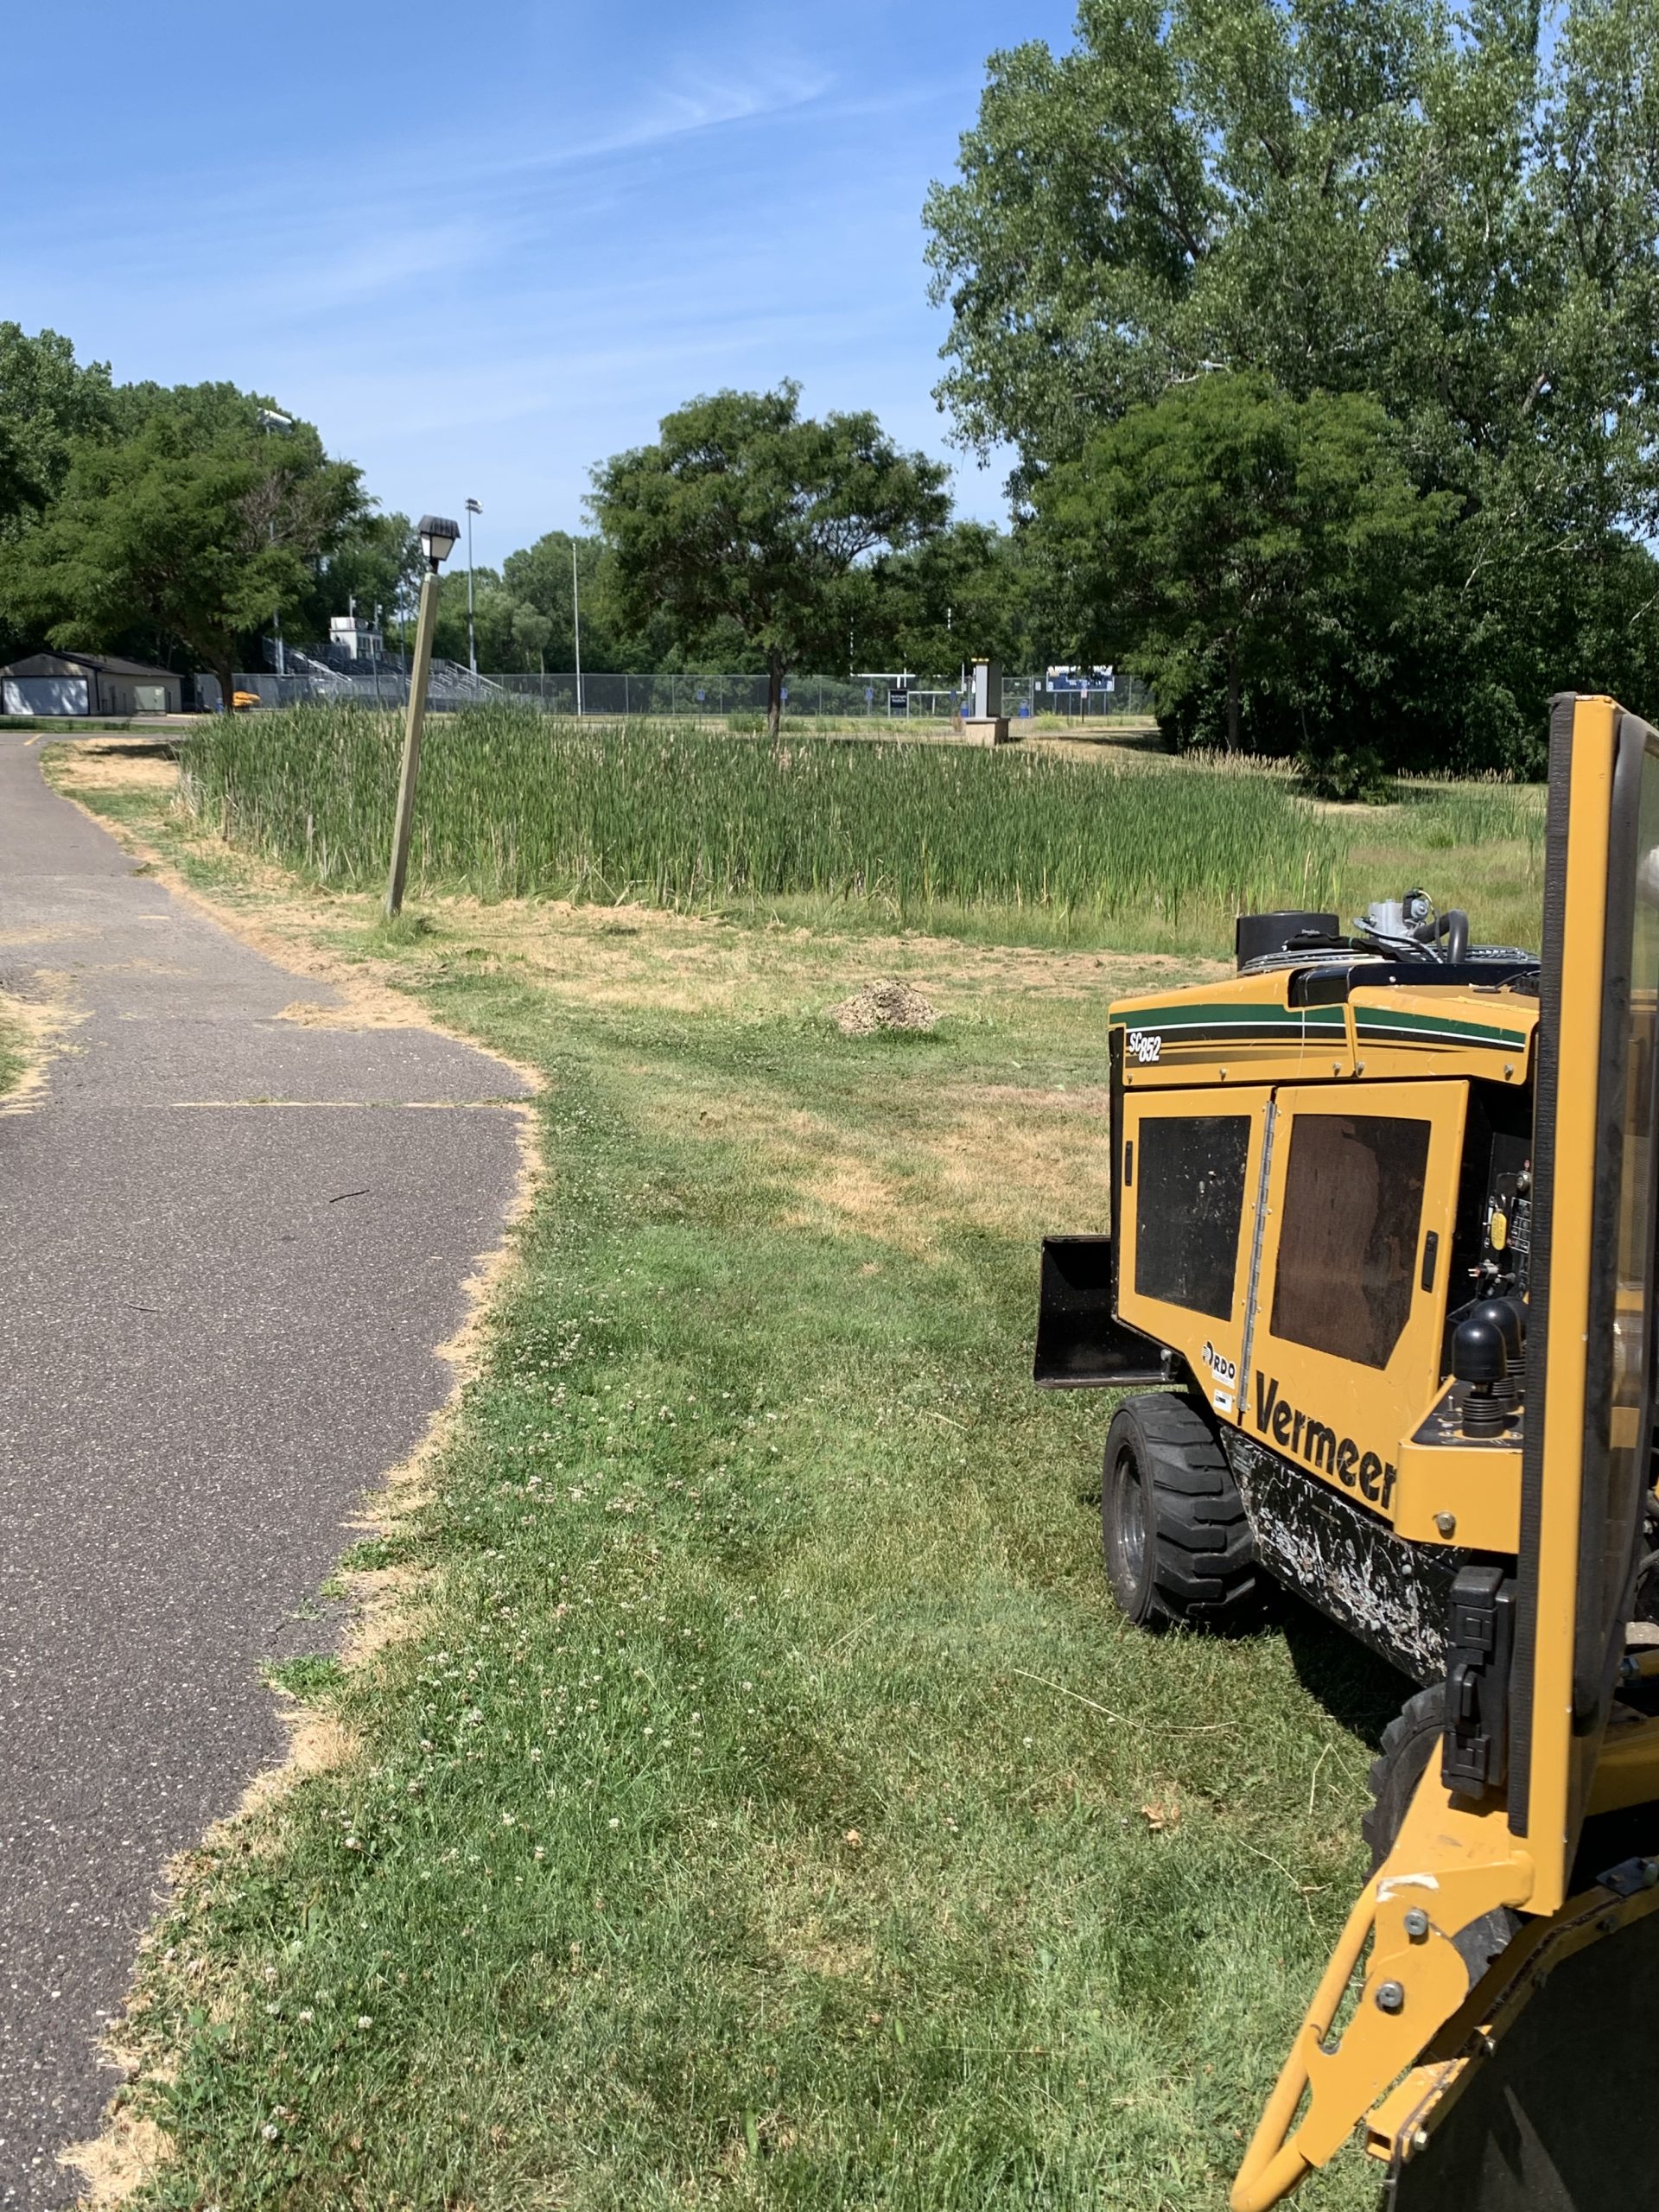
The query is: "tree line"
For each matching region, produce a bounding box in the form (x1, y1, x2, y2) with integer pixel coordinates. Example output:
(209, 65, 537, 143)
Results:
(6, 0, 1656, 772)
(0, 341, 1048, 735)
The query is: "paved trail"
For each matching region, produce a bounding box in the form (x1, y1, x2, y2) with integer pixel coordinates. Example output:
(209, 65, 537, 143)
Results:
(0, 734, 530, 2206)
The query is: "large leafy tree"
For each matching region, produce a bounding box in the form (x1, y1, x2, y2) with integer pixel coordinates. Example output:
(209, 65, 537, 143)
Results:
(0, 325, 114, 657)
(2, 385, 362, 707)
(925, 0, 1659, 765)
(1040, 372, 1449, 753)
(502, 531, 658, 673)
(0, 324, 112, 533)
(591, 385, 950, 734)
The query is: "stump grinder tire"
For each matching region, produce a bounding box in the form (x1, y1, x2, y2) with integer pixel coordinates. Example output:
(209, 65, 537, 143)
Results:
(1365, 1681, 1517, 1980)
(1100, 1392, 1257, 1629)
(1363, 1682, 1446, 1872)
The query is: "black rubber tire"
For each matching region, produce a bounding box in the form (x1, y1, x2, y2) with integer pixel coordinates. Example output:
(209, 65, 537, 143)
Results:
(1364, 1681, 1516, 1980)
(1100, 1393, 1258, 1629)
(1363, 1682, 1446, 1872)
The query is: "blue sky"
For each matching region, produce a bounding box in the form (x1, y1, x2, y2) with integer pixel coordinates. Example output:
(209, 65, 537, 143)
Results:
(2, 1, 1075, 567)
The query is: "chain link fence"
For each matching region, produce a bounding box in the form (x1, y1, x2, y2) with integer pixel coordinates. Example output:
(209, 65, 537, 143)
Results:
(224, 665, 1155, 721)
(493, 671, 1154, 721)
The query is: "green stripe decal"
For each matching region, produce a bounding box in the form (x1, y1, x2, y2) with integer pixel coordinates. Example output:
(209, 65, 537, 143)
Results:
(1353, 1007, 1529, 1048)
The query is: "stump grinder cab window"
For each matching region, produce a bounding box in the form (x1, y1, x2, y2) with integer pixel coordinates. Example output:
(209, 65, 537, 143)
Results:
(1515, 698, 1659, 1902)
(1270, 1115, 1432, 1370)
(1579, 746, 1659, 1726)
(1133, 1113, 1250, 1320)
(1249, 1081, 1465, 1512)
(1574, 725, 1659, 1760)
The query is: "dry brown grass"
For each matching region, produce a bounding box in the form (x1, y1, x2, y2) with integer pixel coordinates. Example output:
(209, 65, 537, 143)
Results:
(47, 741, 180, 793)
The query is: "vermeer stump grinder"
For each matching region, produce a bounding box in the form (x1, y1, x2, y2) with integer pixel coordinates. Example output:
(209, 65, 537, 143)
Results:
(1035, 696, 1659, 2209)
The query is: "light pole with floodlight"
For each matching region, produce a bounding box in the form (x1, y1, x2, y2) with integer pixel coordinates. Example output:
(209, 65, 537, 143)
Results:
(465, 496, 481, 677)
(385, 513, 459, 918)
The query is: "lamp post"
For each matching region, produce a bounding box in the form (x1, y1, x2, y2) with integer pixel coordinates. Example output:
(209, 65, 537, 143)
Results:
(465, 496, 481, 677)
(385, 513, 459, 918)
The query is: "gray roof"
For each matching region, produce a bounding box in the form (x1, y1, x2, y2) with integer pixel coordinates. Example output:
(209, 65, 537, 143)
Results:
(0, 651, 176, 679)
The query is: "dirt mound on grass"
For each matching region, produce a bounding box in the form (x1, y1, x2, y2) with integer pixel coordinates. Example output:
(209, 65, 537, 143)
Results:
(830, 980, 938, 1036)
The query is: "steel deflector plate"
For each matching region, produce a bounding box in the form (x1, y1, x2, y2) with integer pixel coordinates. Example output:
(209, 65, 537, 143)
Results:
(1390, 1906, 1659, 2210)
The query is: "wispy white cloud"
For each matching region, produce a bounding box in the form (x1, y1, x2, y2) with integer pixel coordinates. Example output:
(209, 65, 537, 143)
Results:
(484, 53, 834, 175)
(0, 0, 1049, 557)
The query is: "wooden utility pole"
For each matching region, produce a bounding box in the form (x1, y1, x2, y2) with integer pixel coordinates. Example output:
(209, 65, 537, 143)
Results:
(385, 562, 441, 918)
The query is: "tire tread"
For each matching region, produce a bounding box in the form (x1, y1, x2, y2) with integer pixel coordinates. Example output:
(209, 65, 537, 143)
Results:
(1103, 1392, 1259, 1627)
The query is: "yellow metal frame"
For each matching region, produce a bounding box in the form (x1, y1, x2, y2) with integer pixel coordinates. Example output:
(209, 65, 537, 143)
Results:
(1363, 1860, 1659, 2172)
(1219, 698, 1659, 2207)
(1389, 1431, 1520, 1553)
(1231, 1771, 1535, 2211)
(1516, 696, 1618, 1908)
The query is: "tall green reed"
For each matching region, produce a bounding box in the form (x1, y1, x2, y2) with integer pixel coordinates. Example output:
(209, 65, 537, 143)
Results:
(181, 705, 1351, 932)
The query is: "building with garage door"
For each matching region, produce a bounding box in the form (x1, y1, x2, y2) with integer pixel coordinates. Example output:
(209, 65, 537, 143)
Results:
(0, 650, 182, 717)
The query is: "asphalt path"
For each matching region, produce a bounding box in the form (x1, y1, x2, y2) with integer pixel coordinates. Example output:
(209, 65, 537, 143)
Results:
(0, 733, 531, 2205)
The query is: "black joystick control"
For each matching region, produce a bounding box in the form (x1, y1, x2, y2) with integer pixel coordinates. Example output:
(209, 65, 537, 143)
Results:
(1467, 1296, 1525, 1407)
(1454, 1312, 1512, 1436)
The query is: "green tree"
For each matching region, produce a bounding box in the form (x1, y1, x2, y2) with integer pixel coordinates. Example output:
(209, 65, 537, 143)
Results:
(511, 602, 553, 671)
(591, 385, 950, 734)
(869, 521, 1044, 681)
(925, 0, 1659, 763)
(0, 325, 115, 657)
(427, 568, 528, 671)
(925, 0, 1659, 494)
(0, 324, 112, 533)
(309, 512, 422, 646)
(1040, 373, 1449, 756)
(2, 385, 362, 708)
(503, 531, 600, 666)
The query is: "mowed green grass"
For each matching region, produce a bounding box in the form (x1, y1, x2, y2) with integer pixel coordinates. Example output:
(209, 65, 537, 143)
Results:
(96, 918, 1398, 2212)
(60, 737, 1545, 2210)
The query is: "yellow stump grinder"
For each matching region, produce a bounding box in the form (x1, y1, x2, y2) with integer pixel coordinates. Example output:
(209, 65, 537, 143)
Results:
(1035, 695, 1659, 2208)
